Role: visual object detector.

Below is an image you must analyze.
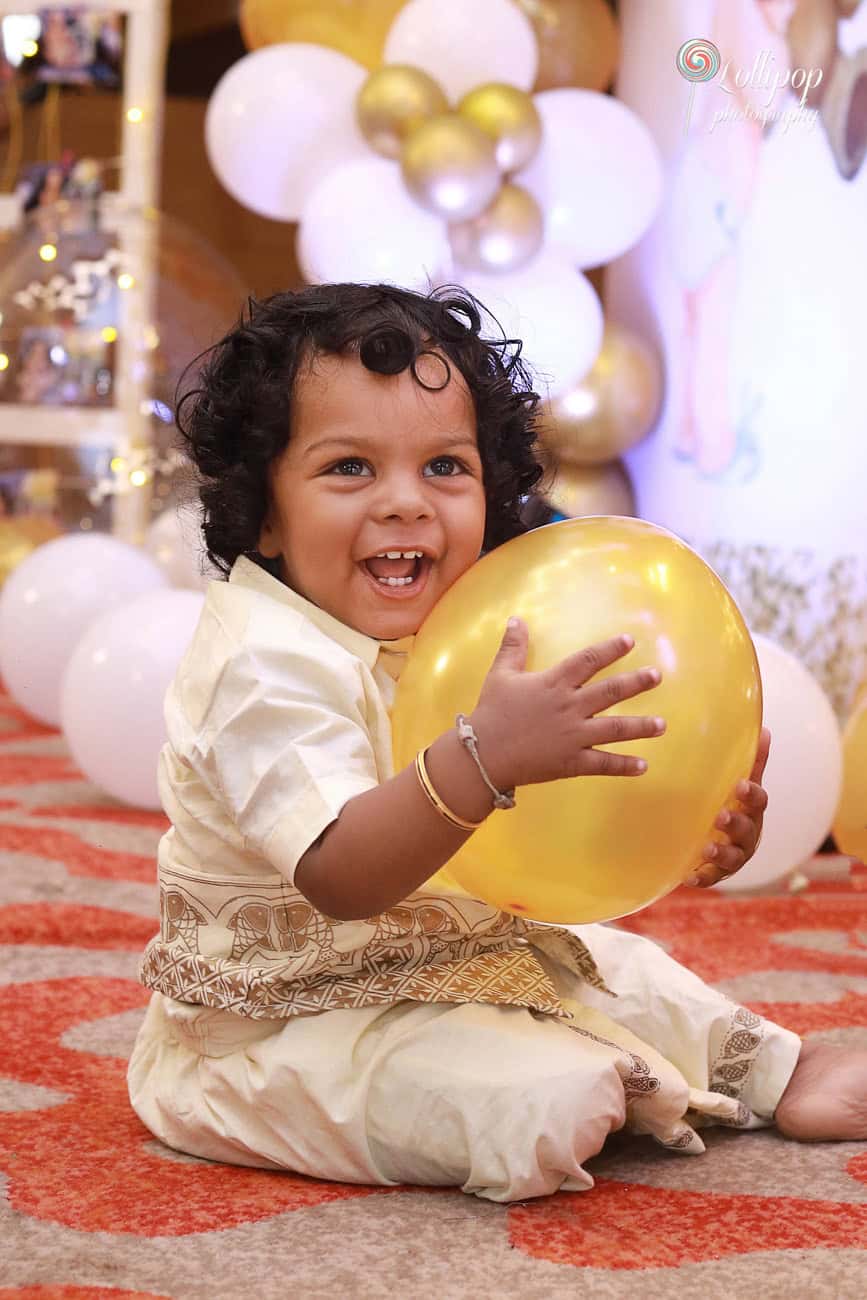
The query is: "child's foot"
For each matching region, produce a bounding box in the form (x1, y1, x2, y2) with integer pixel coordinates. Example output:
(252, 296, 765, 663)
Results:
(774, 1040, 867, 1141)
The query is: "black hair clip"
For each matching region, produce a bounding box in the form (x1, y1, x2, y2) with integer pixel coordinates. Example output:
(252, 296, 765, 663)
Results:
(359, 325, 416, 376)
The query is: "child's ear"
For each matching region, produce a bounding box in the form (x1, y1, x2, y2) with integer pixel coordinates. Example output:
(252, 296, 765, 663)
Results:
(257, 512, 281, 559)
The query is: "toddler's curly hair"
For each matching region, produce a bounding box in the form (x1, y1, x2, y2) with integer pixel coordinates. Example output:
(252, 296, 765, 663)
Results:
(176, 281, 556, 578)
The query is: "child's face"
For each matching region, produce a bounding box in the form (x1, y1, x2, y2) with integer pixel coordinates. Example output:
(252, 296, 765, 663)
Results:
(258, 349, 487, 641)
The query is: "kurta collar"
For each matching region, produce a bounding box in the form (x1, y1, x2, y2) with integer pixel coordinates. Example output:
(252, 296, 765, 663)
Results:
(229, 555, 416, 670)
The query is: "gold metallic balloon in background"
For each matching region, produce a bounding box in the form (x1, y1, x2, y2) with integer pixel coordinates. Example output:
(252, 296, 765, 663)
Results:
(239, 0, 407, 68)
(457, 83, 543, 174)
(544, 457, 636, 519)
(832, 697, 867, 863)
(392, 516, 762, 923)
(820, 46, 867, 180)
(538, 324, 664, 465)
(15, 515, 62, 547)
(785, 0, 838, 107)
(401, 114, 501, 221)
(357, 65, 449, 159)
(0, 517, 63, 588)
(516, 0, 621, 93)
(449, 182, 544, 273)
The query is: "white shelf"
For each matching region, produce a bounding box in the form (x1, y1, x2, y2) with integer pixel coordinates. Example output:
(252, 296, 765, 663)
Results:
(0, 1, 170, 542)
(0, 405, 131, 447)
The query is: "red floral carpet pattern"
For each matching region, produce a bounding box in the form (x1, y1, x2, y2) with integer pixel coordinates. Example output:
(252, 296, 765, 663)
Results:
(1, 687, 866, 1299)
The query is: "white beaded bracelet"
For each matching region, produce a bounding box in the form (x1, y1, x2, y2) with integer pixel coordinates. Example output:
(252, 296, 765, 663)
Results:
(455, 713, 517, 811)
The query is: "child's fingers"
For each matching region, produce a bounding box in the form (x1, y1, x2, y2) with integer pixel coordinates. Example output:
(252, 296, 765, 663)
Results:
(582, 714, 666, 746)
(577, 667, 662, 715)
(749, 726, 771, 784)
(686, 754, 769, 889)
(714, 808, 762, 854)
(554, 634, 641, 688)
(576, 748, 650, 777)
(686, 840, 747, 888)
(733, 779, 768, 814)
(687, 864, 734, 888)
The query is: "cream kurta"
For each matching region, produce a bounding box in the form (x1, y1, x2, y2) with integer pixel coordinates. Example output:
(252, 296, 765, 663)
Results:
(128, 556, 801, 1202)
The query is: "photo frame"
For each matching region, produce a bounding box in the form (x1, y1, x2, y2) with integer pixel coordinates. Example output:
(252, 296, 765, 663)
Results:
(35, 8, 122, 88)
(2, 323, 113, 407)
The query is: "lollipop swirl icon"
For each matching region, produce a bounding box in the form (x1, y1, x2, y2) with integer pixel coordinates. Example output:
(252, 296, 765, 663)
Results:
(677, 38, 722, 132)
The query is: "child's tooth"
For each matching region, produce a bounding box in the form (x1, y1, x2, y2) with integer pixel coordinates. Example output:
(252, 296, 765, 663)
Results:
(376, 574, 413, 586)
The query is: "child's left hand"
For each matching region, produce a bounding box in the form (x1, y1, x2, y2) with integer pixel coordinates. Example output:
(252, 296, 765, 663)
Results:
(687, 726, 771, 888)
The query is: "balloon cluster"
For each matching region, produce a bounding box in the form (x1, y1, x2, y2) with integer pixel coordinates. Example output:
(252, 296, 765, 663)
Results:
(360, 69, 544, 273)
(536, 322, 664, 523)
(0, 519, 212, 810)
(205, 0, 664, 411)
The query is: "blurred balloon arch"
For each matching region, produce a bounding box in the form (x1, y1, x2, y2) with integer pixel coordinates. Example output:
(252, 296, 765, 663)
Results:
(206, 0, 665, 520)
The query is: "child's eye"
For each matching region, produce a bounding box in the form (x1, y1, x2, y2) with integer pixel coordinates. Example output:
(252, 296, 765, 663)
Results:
(327, 456, 467, 477)
(328, 458, 370, 476)
(425, 456, 466, 477)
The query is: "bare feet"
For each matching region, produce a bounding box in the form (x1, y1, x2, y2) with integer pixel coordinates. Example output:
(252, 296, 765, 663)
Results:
(774, 1039, 867, 1142)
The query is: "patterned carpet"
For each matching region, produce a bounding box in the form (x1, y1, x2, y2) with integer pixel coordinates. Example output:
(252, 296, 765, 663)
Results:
(1, 684, 866, 1300)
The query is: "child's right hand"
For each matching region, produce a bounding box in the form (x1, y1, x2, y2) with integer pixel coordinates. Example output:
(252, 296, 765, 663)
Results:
(469, 616, 666, 791)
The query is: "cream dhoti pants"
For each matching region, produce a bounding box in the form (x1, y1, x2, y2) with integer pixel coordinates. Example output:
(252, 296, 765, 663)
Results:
(127, 923, 801, 1203)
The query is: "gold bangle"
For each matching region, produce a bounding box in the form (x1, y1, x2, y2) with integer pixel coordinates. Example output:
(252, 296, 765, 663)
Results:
(414, 747, 486, 830)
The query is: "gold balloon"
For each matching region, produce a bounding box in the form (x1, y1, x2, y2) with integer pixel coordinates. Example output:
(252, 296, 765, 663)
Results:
(239, 0, 407, 69)
(401, 114, 501, 221)
(392, 517, 762, 924)
(357, 65, 448, 159)
(0, 516, 63, 587)
(457, 83, 543, 174)
(449, 183, 544, 273)
(832, 699, 867, 863)
(538, 324, 664, 465)
(544, 458, 636, 518)
(517, 0, 621, 93)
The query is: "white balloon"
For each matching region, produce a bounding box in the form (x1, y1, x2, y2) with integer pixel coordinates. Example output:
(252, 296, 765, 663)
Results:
(384, 0, 537, 103)
(60, 589, 205, 810)
(0, 533, 168, 726)
(519, 89, 664, 269)
(458, 251, 604, 397)
(298, 156, 452, 289)
(145, 504, 217, 592)
(715, 634, 843, 893)
(205, 43, 368, 223)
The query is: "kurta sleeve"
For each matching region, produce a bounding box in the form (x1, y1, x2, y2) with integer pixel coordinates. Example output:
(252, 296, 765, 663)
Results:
(185, 616, 380, 885)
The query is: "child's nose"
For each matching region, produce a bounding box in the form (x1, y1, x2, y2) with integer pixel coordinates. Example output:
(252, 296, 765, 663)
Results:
(376, 472, 434, 519)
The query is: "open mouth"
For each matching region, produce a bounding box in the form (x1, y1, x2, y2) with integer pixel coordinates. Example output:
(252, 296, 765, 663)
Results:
(359, 554, 432, 599)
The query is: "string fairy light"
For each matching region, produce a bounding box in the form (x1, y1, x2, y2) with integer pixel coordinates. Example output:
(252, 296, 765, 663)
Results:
(13, 248, 131, 320)
(87, 447, 189, 507)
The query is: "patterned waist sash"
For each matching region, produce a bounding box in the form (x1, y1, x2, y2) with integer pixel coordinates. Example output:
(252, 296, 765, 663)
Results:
(139, 862, 612, 1020)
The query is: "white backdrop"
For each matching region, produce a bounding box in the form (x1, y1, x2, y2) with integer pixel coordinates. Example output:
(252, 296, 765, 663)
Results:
(608, 0, 867, 719)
